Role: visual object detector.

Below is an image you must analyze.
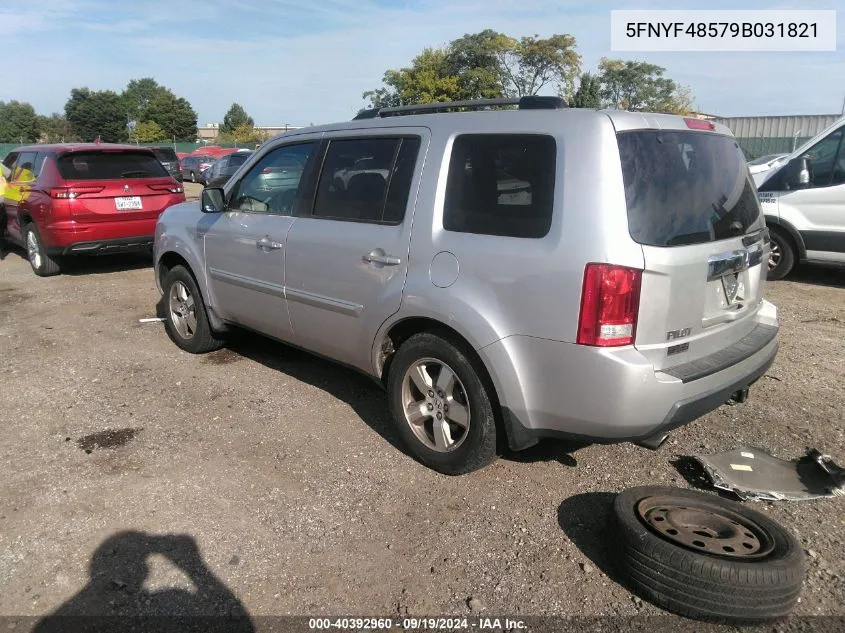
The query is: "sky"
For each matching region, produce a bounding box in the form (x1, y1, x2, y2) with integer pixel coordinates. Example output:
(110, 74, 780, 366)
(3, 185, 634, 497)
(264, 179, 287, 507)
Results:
(0, 0, 843, 127)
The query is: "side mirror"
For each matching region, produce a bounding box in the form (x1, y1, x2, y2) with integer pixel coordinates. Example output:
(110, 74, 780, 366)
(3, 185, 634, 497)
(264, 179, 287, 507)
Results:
(783, 156, 811, 190)
(201, 187, 225, 213)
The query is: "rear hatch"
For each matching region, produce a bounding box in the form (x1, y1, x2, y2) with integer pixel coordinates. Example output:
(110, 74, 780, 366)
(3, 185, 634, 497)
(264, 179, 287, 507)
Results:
(55, 149, 182, 223)
(616, 123, 770, 372)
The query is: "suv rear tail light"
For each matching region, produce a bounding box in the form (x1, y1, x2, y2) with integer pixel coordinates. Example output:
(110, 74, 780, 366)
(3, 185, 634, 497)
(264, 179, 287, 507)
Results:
(50, 186, 105, 199)
(577, 264, 642, 347)
(148, 183, 184, 194)
(684, 117, 716, 131)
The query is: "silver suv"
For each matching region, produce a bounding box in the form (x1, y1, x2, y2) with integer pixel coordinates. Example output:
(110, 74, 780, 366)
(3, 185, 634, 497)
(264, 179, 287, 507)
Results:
(153, 97, 779, 475)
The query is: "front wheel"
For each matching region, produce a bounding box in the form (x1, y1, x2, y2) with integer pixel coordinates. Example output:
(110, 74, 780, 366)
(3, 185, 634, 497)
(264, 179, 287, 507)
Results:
(24, 223, 61, 277)
(767, 230, 795, 280)
(387, 332, 498, 475)
(162, 265, 224, 353)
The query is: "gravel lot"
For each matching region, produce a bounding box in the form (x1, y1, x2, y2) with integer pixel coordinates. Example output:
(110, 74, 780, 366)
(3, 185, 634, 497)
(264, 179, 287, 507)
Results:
(1, 200, 843, 629)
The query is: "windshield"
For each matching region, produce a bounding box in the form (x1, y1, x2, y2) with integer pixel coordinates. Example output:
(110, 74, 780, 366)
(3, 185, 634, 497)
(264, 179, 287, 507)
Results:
(748, 153, 785, 166)
(58, 151, 169, 180)
(617, 130, 763, 247)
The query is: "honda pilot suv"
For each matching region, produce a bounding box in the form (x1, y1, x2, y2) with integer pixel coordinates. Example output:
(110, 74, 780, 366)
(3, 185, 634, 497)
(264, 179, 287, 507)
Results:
(1, 144, 185, 276)
(153, 97, 779, 475)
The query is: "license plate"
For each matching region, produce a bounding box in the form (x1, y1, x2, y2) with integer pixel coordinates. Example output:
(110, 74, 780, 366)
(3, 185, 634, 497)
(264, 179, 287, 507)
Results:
(115, 196, 143, 210)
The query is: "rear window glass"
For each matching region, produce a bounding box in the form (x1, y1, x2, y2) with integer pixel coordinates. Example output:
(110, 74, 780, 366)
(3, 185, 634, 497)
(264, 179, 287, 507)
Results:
(617, 131, 762, 247)
(229, 153, 249, 166)
(443, 134, 556, 239)
(57, 151, 169, 180)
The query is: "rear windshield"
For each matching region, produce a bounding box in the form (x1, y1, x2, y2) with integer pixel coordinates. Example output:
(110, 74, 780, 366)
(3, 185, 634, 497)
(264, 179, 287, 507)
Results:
(229, 153, 249, 166)
(58, 151, 169, 180)
(617, 131, 762, 247)
(151, 147, 178, 162)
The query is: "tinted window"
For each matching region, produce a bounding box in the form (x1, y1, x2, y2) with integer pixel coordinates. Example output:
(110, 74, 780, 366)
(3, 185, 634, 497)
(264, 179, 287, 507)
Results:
(443, 134, 556, 238)
(33, 153, 48, 178)
(151, 147, 178, 162)
(57, 151, 169, 180)
(383, 138, 421, 224)
(230, 143, 315, 215)
(313, 137, 420, 224)
(228, 153, 249, 169)
(11, 152, 38, 182)
(617, 131, 762, 247)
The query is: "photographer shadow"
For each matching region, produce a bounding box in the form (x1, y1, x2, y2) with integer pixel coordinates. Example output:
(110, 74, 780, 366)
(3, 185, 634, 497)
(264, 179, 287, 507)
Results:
(33, 530, 254, 633)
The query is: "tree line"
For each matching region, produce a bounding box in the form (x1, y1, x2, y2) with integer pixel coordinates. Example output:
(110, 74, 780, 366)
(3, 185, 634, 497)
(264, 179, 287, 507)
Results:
(0, 79, 266, 145)
(361, 30, 694, 114)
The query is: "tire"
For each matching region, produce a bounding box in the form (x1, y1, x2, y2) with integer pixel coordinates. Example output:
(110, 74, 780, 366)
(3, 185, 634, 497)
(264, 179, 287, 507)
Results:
(767, 229, 796, 280)
(24, 223, 61, 277)
(162, 264, 224, 354)
(386, 332, 498, 475)
(611, 485, 805, 624)
(191, 171, 197, 183)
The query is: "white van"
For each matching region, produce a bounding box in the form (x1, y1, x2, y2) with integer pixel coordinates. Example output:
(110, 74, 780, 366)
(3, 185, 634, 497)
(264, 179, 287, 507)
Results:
(755, 116, 845, 279)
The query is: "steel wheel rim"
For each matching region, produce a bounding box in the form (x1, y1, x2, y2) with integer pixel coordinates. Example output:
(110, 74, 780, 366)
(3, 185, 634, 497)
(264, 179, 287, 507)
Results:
(636, 495, 775, 559)
(768, 240, 781, 270)
(168, 281, 197, 340)
(27, 231, 41, 269)
(401, 357, 471, 453)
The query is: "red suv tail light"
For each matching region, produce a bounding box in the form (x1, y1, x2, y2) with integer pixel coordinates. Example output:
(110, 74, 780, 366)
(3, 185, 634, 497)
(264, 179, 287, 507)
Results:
(50, 186, 105, 199)
(148, 183, 184, 194)
(577, 264, 642, 347)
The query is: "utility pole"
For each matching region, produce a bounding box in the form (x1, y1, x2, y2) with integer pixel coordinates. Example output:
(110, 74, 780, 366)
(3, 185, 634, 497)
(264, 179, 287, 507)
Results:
(841, 94, 845, 115)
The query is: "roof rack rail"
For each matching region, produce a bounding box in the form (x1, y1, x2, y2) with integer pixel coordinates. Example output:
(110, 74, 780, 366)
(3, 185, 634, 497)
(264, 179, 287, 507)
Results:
(353, 96, 567, 120)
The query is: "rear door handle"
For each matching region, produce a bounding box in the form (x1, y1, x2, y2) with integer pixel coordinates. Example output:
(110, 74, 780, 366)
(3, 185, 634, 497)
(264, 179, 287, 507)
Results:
(256, 237, 283, 250)
(363, 250, 401, 266)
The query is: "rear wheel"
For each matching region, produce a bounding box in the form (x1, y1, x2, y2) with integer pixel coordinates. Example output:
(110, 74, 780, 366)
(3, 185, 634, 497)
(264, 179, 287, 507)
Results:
(767, 229, 795, 280)
(162, 265, 224, 353)
(387, 332, 498, 475)
(24, 223, 61, 277)
(190, 171, 197, 183)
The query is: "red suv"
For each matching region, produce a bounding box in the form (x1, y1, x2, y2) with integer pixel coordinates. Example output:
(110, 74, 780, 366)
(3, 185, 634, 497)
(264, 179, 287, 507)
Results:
(1, 144, 186, 276)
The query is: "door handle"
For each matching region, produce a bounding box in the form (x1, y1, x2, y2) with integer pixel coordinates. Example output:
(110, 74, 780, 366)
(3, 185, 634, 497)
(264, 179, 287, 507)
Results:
(363, 250, 401, 266)
(256, 237, 283, 250)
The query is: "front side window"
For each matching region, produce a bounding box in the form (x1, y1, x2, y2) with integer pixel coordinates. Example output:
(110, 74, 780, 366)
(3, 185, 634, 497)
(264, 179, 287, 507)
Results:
(443, 134, 556, 239)
(803, 129, 844, 187)
(11, 152, 37, 182)
(310, 136, 421, 225)
(230, 142, 315, 215)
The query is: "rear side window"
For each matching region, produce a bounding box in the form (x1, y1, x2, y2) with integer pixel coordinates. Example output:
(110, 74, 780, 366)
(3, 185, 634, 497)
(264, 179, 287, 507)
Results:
(312, 136, 420, 224)
(443, 134, 556, 239)
(151, 147, 178, 162)
(617, 131, 762, 247)
(57, 151, 169, 180)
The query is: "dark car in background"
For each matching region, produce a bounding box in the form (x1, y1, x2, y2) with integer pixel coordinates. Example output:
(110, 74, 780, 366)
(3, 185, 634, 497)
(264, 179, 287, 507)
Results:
(1, 143, 185, 277)
(181, 155, 217, 183)
(150, 146, 183, 182)
(201, 151, 252, 187)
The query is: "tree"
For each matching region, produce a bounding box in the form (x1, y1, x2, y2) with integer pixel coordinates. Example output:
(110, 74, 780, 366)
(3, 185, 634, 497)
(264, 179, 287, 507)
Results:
(140, 92, 197, 139)
(65, 89, 128, 142)
(123, 78, 164, 122)
(133, 120, 167, 142)
(571, 72, 601, 108)
(443, 30, 508, 100)
(495, 34, 581, 99)
(221, 104, 254, 134)
(0, 101, 41, 143)
(37, 113, 77, 143)
(219, 124, 267, 145)
(363, 31, 581, 109)
(596, 58, 694, 114)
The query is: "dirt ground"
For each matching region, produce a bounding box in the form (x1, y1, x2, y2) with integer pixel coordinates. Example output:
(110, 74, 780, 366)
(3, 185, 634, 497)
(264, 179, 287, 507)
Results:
(0, 201, 843, 630)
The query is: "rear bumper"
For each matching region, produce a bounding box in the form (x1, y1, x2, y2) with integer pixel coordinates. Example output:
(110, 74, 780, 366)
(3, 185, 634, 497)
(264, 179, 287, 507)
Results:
(42, 218, 158, 255)
(479, 300, 780, 450)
